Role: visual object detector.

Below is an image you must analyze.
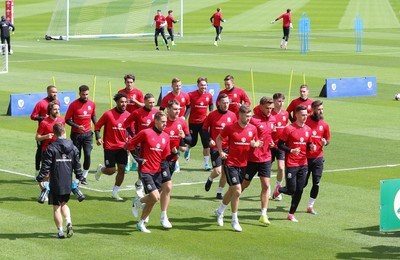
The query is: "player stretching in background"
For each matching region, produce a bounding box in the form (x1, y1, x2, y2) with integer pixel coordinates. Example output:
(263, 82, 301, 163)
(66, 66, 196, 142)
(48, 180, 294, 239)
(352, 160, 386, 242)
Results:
(271, 8, 292, 49)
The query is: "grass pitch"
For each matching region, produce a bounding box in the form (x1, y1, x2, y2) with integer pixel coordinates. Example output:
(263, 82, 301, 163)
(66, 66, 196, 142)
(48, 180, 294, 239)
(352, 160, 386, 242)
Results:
(1, 0, 400, 259)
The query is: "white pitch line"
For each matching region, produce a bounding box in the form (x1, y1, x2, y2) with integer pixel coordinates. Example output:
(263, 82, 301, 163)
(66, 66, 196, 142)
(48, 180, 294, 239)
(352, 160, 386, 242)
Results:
(1, 163, 399, 193)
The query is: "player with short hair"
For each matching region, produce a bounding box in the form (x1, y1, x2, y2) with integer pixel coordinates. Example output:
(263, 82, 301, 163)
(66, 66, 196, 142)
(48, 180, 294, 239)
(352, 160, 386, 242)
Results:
(271, 8, 292, 49)
(273, 105, 316, 222)
(160, 77, 190, 118)
(304, 100, 330, 215)
(286, 84, 313, 123)
(94, 93, 130, 201)
(210, 8, 225, 47)
(31, 85, 59, 174)
(124, 93, 159, 198)
(118, 74, 144, 114)
(241, 97, 276, 226)
(129, 112, 171, 233)
(214, 105, 263, 232)
(218, 75, 251, 117)
(153, 10, 170, 51)
(270, 93, 289, 201)
(36, 123, 84, 239)
(184, 77, 214, 170)
(166, 10, 179, 46)
(65, 85, 97, 185)
(203, 93, 237, 199)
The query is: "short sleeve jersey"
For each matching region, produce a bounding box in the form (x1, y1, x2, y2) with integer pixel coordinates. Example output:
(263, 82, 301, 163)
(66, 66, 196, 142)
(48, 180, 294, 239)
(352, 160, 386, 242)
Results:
(94, 108, 130, 150)
(219, 122, 258, 167)
(202, 109, 237, 149)
(219, 87, 251, 116)
(160, 91, 190, 117)
(286, 97, 314, 122)
(306, 117, 331, 159)
(154, 15, 166, 29)
(65, 99, 96, 134)
(271, 108, 289, 147)
(279, 123, 312, 167)
(127, 128, 171, 173)
(37, 116, 65, 151)
(118, 88, 144, 113)
(248, 112, 276, 163)
(164, 117, 189, 161)
(124, 107, 158, 134)
(188, 90, 213, 124)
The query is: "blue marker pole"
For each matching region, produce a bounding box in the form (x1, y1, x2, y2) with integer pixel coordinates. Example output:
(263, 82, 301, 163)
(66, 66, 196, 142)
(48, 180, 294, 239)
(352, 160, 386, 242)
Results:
(298, 13, 310, 54)
(354, 15, 363, 52)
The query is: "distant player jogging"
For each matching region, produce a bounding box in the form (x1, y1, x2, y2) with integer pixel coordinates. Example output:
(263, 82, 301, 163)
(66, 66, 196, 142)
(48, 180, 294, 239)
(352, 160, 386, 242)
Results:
(271, 8, 293, 49)
(210, 8, 226, 47)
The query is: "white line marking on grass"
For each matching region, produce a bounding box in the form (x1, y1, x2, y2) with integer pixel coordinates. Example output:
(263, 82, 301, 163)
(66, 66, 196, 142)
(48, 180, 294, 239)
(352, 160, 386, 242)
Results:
(1, 163, 399, 192)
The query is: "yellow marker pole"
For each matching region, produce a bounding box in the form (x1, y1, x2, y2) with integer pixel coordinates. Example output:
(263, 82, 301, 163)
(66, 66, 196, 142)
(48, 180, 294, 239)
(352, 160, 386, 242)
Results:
(302, 72, 306, 85)
(92, 75, 96, 101)
(288, 69, 294, 104)
(108, 80, 113, 109)
(52, 76, 56, 86)
(250, 67, 256, 108)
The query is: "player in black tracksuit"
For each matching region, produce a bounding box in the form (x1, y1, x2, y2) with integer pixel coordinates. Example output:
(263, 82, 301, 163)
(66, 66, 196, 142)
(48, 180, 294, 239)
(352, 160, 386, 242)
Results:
(0, 16, 15, 54)
(36, 123, 84, 238)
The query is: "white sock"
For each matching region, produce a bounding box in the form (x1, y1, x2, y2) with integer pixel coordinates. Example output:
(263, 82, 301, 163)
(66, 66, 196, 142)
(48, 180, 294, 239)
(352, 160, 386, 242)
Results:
(261, 208, 267, 216)
(276, 181, 282, 185)
(308, 198, 316, 208)
(138, 219, 144, 226)
(161, 211, 167, 219)
(232, 212, 238, 222)
(217, 187, 223, 194)
(136, 179, 142, 186)
(83, 170, 89, 178)
(208, 176, 213, 182)
(217, 203, 227, 214)
(65, 217, 71, 225)
(204, 156, 210, 165)
(112, 185, 119, 195)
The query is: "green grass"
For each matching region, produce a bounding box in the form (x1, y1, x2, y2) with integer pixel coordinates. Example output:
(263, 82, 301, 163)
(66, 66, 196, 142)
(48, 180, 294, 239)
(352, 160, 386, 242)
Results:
(1, 0, 400, 259)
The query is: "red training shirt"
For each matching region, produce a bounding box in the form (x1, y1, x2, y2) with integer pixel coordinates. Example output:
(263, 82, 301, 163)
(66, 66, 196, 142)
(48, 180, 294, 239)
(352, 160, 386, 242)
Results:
(271, 108, 289, 148)
(37, 116, 65, 151)
(306, 117, 330, 159)
(160, 91, 190, 118)
(286, 97, 314, 122)
(118, 88, 144, 114)
(30, 98, 60, 125)
(95, 108, 130, 150)
(278, 12, 292, 27)
(219, 87, 251, 116)
(211, 12, 223, 27)
(202, 109, 237, 149)
(164, 117, 189, 161)
(124, 107, 158, 134)
(166, 15, 175, 29)
(154, 15, 166, 29)
(65, 99, 96, 134)
(279, 123, 312, 167)
(188, 90, 213, 124)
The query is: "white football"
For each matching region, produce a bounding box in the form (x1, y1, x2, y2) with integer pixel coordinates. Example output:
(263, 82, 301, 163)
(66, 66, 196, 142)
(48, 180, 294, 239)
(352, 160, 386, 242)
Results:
(395, 93, 400, 101)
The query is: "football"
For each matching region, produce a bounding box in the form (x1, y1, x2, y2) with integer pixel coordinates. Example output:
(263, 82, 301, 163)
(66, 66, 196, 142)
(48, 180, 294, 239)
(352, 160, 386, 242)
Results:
(395, 93, 400, 101)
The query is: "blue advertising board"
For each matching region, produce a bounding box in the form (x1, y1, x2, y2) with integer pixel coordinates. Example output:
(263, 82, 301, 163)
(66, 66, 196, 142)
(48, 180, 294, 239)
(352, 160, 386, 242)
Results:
(7, 91, 76, 116)
(157, 83, 220, 106)
(320, 76, 376, 98)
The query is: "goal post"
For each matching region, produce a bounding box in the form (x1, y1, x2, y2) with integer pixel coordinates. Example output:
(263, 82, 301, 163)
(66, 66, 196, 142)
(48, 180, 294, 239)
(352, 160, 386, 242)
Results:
(0, 44, 8, 74)
(46, 0, 184, 40)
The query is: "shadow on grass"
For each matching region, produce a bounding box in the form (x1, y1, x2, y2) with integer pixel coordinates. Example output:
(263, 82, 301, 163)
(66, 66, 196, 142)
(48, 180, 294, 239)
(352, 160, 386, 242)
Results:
(336, 245, 400, 259)
(0, 232, 56, 240)
(74, 221, 134, 236)
(346, 225, 400, 238)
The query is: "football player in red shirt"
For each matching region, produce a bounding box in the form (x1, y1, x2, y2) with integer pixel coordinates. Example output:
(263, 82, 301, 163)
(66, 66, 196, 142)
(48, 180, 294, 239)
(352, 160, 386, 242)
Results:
(241, 97, 276, 226)
(94, 93, 130, 201)
(160, 77, 190, 118)
(129, 112, 171, 233)
(65, 85, 97, 184)
(36, 101, 65, 153)
(218, 75, 251, 117)
(203, 93, 237, 199)
(304, 100, 330, 215)
(166, 10, 179, 46)
(31, 85, 59, 173)
(215, 105, 263, 232)
(185, 77, 214, 170)
(273, 105, 316, 222)
(117, 74, 144, 114)
(270, 93, 289, 201)
(286, 84, 314, 122)
(152, 9, 170, 51)
(271, 8, 292, 49)
(210, 8, 225, 46)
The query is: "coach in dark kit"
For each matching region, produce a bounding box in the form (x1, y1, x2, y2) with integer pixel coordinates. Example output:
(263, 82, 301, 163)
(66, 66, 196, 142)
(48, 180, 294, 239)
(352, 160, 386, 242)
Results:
(36, 123, 84, 239)
(0, 15, 15, 54)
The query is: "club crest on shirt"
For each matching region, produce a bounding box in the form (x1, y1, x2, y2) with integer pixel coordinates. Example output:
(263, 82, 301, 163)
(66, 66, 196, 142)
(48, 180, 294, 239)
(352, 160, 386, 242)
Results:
(88, 106, 92, 110)
(300, 137, 304, 143)
(118, 123, 122, 128)
(241, 137, 246, 143)
(227, 117, 232, 122)
(200, 102, 204, 106)
(221, 123, 226, 128)
(162, 138, 166, 144)
(312, 130, 317, 136)
(319, 125, 324, 131)
(206, 97, 209, 102)
(233, 93, 237, 98)
(147, 119, 151, 125)
(181, 98, 185, 102)
(156, 143, 161, 149)
(283, 116, 286, 121)
(305, 131, 309, 137)
(248, 131, 253, 137)
(177, 124, 182, 130)
(170, 130, 175, 136)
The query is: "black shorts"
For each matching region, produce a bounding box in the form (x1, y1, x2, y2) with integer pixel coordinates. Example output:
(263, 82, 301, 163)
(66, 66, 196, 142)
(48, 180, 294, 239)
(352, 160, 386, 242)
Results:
(140, 172, 162, 194)
(244, 161, 272, 181)
(162, 161, 176, 183)
(307, 157, 324, 177)
(224, 165, 245, 186)
(49, 193, 70, 206)
(210, 148, 228, 168)
(271, 147, 285, 162)
(104, 149, 128, 168)
(189, 123, 209, 149)
(70, 131, 93, 148)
